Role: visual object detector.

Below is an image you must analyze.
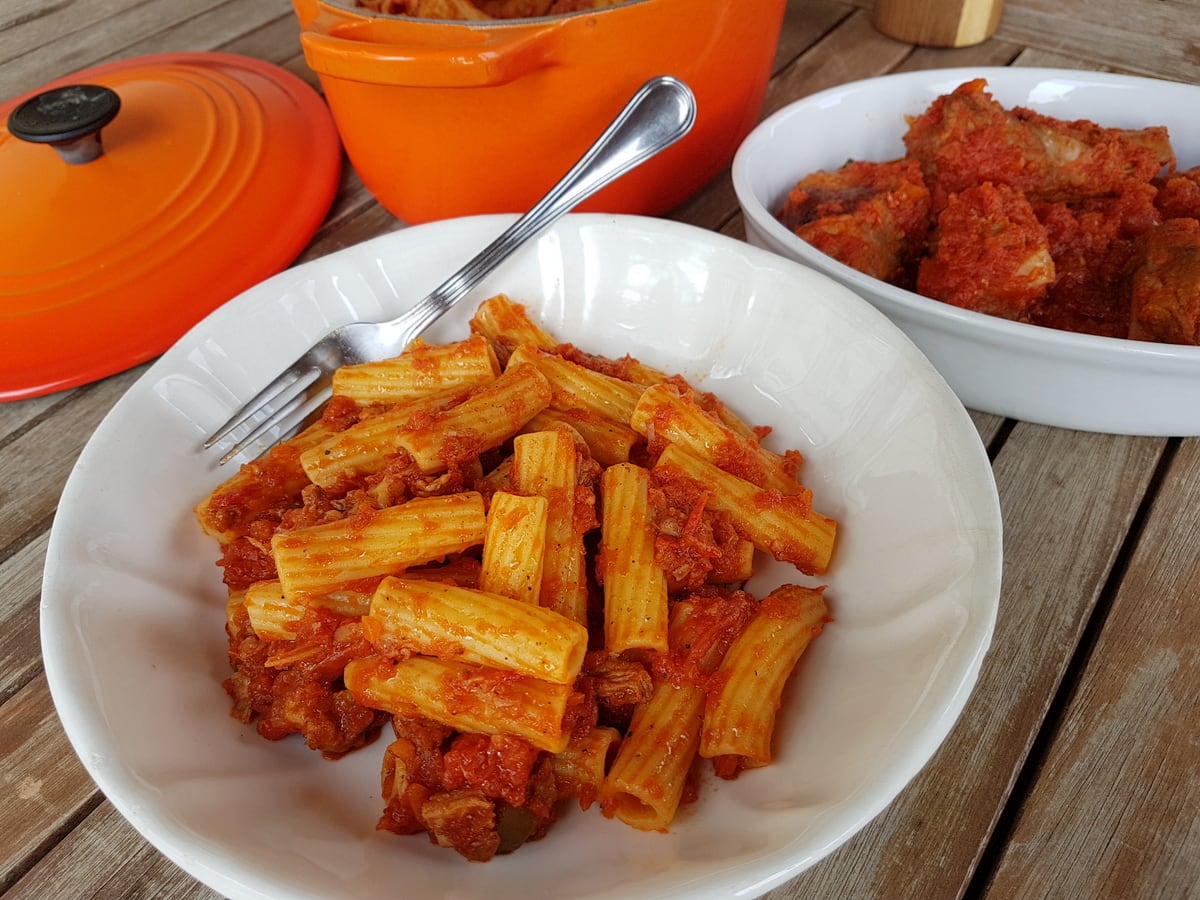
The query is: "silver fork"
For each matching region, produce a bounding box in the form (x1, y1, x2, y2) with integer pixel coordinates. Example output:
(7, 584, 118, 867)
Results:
(204, 74, 697, 464)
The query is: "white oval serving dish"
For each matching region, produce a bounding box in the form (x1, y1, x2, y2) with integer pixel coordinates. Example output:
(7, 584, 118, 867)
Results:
(733, 67, 1200, 435)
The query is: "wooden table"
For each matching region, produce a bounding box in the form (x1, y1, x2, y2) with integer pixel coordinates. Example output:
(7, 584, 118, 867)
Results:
(3, 1, 1198, 897)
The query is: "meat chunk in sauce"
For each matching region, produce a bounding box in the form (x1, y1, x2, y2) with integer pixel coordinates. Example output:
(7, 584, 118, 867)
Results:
(778, 158, 931, 288)
(917, 182, 1055, 319)
(776, 77, 1194, 343)
(903, 78, 1168, 207)
(1127, 217, 1200, 345)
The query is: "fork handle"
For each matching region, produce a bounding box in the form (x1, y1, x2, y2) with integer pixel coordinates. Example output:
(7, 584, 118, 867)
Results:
(377, 75, 697, 343)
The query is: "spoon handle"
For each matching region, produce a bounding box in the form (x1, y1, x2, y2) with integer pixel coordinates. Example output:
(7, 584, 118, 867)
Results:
(389, 75, 698, 339)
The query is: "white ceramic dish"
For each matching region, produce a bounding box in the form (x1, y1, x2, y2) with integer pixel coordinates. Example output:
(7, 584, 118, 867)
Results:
(733, 67, 1200, 435)
(41, 214, 1002, 900)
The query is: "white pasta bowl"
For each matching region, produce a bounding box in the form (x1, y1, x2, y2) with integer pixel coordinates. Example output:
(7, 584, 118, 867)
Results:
(41, 214, 1002, 900)
(733, 67, 1200, 435)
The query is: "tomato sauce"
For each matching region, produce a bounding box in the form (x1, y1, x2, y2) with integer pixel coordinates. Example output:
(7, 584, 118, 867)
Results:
(783, 78, 1198, 343)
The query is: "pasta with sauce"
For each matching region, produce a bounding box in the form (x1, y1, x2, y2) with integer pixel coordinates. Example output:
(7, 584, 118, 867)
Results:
(196, 294, 835, 861)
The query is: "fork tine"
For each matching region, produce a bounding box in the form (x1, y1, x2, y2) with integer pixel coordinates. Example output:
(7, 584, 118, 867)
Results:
(218, 373, 332, 464)
(203, 364, 321, 449)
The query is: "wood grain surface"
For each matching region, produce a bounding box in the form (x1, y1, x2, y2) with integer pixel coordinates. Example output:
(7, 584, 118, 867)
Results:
(2, 1, 1199, 898)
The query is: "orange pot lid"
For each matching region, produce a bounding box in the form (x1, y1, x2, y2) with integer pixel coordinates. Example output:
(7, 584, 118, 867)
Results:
(0, 52, 342, 400)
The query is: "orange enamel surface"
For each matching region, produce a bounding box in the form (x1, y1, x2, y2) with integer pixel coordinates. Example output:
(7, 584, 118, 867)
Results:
(0, 52, 341, 400)
(291, 0, 785, 222)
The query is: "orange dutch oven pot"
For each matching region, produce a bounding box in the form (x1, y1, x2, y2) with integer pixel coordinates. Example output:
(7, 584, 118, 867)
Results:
(291, 0, 785, 223)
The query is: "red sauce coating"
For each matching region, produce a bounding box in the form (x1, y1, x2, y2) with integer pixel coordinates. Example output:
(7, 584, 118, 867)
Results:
(781, 157, 931, 286)
(1127, 217, 1200, 344)
(781, 77, 1196, 342)
(442, 733, 540, 806)
(223, 607, 385, 758)
(1155, 166, 1200, 220)
(917, 182, 1054, 319)
(199, 303, 839, 860)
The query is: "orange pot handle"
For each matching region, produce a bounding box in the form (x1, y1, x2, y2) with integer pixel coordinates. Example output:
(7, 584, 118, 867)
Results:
(291, 0, 322, 28)
(297, 17, 569, 88)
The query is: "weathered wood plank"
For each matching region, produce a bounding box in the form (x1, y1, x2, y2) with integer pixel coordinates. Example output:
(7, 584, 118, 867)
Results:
(0, 0, 288, 98)
(95, 0, 295, 69)
(0, 676, 101, 892)
(0, 392, 72, 447)
(983, 436, 1200, 900)
(765, 425, 1167, 898)
(0, 0, 154, 69)
(6, 801, 222, 900)
(669, 0, 858, 231)
(0, 366, 143, 559)
(0, 530, 48, 704)
(997, 0, 1200, 82)
(679, 9, 913, 235)
(843, 0, 1200, 82)
(4, 3, 1198, 899)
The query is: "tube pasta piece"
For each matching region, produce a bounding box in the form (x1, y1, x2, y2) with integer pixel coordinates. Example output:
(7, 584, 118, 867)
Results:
(396, 363, 552, 474)
(225, 589, 248, 641)
(599, 463, 668, 653)
(701, 585, 830, 768)
(469, 293, 558, 364)
(243, 580, 301, 640)
(631, 382, 800, 494)
(710, 538, 755, 585)
(521, 411, 587, 447)
(299, 389, 466, 490)
(242, 582, 378, 629)
(364, 575, 588, 685)
(272, 492, 487, 602)
(550, 726, 622, 810)
(654, 444, 836, 576)
(553, 344, 671, 388)
(195, 420, 335, 542)
(480, 455, 513, 493)
(316, 589, 375, 618)
(697, 388, 761, 444)
(525, 408, 640, 467)
(402, 555, 482, 588)
(345, 655, 574, 753)
(506, 343, 644, 426)
(511, 430, 589, 625)
(599, 681, 706, 831)
(479, 492, 548, 605)
(331, 335, 500, 403)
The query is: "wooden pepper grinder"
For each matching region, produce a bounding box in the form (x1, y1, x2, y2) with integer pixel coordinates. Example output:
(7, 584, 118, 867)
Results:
(872, 0, 1004, 47)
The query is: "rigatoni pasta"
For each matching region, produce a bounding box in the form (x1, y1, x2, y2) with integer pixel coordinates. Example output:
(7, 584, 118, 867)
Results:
(510, 429, 590, 626)
(331, 334, 500, 403)
(654, 442, 837, 575)
(271, 492, 487, 601)
(394, 362, 552, 474)
(196, 293, 839, 863)
(344, 655, 576, 753)
(630, 381, 802, 494)
(479, 491, 548, 604)
(363, 575, 588, 684)
(701, 584, 830, 770)
(599, 681, 706, 830)
(599, 463, 669, 653)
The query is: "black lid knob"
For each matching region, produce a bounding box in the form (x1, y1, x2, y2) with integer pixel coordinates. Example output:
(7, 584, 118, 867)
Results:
(7, 84, 121, 164)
